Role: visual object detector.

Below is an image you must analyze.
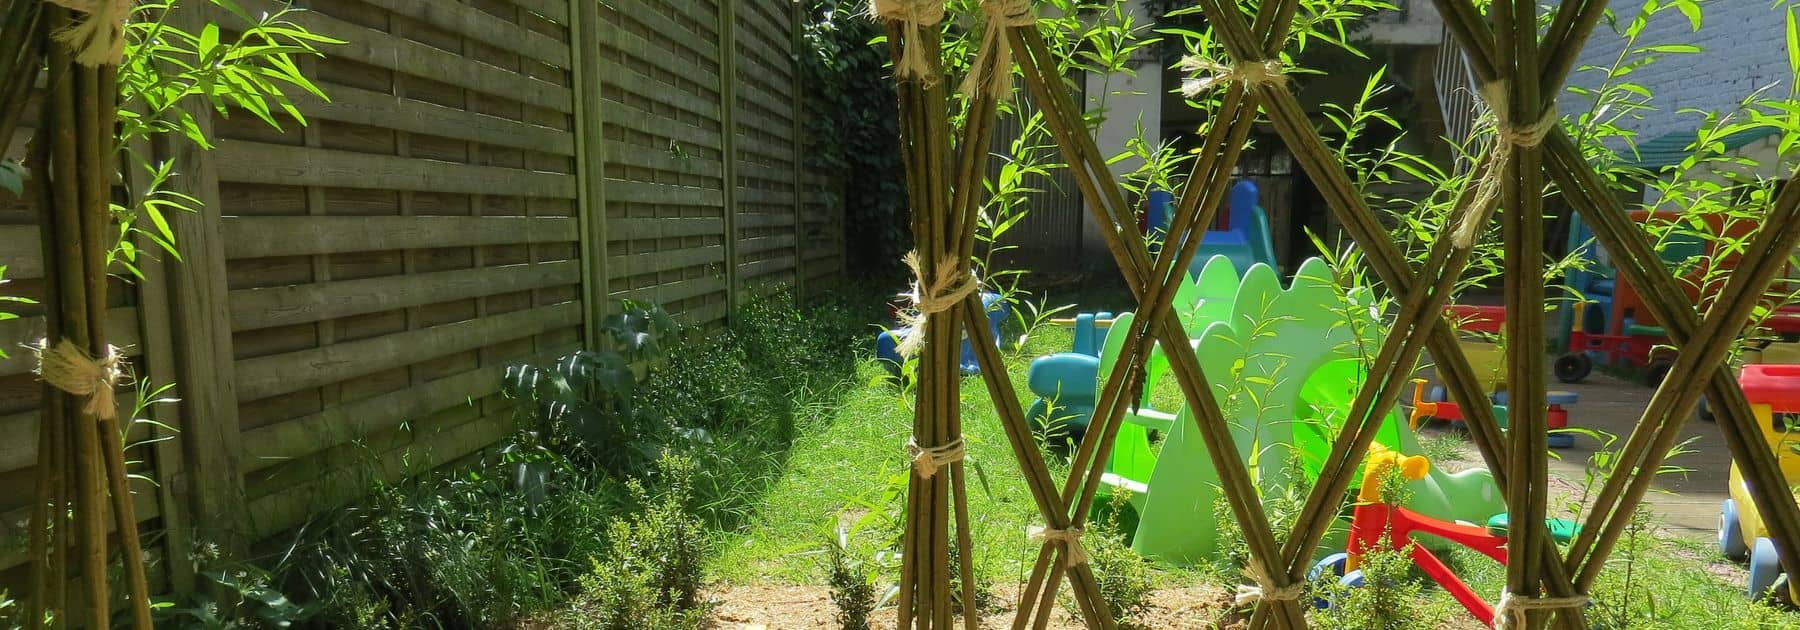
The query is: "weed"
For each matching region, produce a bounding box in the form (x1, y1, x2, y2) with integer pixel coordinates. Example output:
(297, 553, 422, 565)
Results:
(1309, 531, 1442, 630)
(1078, 491, 1155, 626)
(566, 454, 710, 629)
(824, 529, 878, 630)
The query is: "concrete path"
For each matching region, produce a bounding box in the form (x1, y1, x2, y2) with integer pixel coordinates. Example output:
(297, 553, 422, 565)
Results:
(1429, 368, 1732, 538)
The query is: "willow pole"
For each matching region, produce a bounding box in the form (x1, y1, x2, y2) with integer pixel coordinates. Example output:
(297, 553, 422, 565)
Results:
(24, 2, 154, 628)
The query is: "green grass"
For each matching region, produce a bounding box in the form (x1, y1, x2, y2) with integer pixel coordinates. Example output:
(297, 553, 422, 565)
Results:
(1436, 515, 1798, 628)
(710, 326, 1078, 588)
(708, 302, 1800, 628)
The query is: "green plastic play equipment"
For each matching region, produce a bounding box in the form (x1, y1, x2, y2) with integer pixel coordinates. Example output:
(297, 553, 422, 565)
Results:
(1090, 256, 1505, 565)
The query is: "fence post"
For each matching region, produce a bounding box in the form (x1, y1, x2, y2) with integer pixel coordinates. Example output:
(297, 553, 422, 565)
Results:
(126, 136, 196, 595)
(790, 0, 807, 299)
(157, 3, 248, 560)
(571, 0, 610, 344)
(718, 0, 741, 314)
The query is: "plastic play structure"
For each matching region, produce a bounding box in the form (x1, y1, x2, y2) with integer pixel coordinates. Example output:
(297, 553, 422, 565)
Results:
(1407, 305, 1581, 448)
(875, 291, 1008, 378)
(1310, 444, 1580, 626)
(1141, 180, 1278, 277)
(1554, 210, 1791, 385)
(1027, 256, 1505, 565)
(1716, 364, 1800, 601)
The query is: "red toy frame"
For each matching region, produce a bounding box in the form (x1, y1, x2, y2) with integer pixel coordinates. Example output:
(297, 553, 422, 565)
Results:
(1346, 502, 1509, 626)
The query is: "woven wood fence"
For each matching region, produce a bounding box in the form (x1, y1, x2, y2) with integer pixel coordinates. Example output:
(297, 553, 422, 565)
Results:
(0, 0, 841, 593)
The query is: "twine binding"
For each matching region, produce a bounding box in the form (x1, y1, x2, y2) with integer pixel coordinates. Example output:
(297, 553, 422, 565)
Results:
(48, 0, 132, 66)
(1233, 564, 1303, 606)
(957, 0, 1034, 101)
(870, 0, 946, 82)
(1178, 56, 1286, 97)
(1492, 591, 1588, 629)
(894, 250, 978, 358)
(1454, 79, 1559, 249)
(35, 339, 122, 420)
(906, 436, 965, 479)
(1027, 525, 1087, 566)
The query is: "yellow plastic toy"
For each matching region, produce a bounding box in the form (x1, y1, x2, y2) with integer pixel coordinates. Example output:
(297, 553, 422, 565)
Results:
(1717, 363, 1800, 601)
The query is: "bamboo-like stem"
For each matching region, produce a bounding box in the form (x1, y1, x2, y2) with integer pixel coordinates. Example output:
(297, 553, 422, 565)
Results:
(1202, 1, 1589, 625)
(1010, 23, 1310, 629)
(1571, 180, 1800, 588)
(26, 114, 64, 630)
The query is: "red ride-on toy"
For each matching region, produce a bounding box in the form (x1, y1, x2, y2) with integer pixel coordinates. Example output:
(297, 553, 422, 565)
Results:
(1311, 444, 1581, 626)
(1408, 379, 1579, 449)
(1555, 301, 1674, 385)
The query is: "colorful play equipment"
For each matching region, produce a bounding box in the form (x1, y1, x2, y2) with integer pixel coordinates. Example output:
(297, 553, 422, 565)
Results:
(1555, 210, 1777, 385)
(1716, 364, 1800, 601)
(1407, 305, 1581, 448)
(1310, 444, 1581, 626)
(875, 291, 1007, 378)
(1408, 380, 1581, 449)
(1029, 256, 1506, 565)
(1141, 180, 1278, 277)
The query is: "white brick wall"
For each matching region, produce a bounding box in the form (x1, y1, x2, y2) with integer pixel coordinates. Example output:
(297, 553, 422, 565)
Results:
(1559, 0, 1791, 142)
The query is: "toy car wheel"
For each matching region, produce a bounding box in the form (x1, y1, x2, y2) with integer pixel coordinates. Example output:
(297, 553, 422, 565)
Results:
(1547, 432, 1575, 449)
(1308, 553, 1349, 609)
(1554, 353, 1592, 383)
(1645, 359, 1675, 386)
(1339, 569, 1366, 589)
(1720, 499, 1749, 561)
(1749, 537, 1784, 601)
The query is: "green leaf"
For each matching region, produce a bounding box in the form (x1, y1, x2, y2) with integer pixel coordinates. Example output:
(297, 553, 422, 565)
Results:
(0, 160, 24, 195)
(1789, 8, 1799, 82)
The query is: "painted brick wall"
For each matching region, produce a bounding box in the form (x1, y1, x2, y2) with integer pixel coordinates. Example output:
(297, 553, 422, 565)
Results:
(1559, 0, 1791, 142)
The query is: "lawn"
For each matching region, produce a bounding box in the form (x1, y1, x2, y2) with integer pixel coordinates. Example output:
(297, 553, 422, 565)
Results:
(705, 293, 1800, 629)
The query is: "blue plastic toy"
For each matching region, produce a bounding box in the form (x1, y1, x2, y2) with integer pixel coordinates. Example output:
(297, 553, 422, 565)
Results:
(875, 292, 1008, 378)
(1141, 180, 1277, 278)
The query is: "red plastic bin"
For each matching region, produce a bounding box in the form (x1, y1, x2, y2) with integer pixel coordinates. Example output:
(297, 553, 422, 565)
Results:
(1739, 364, 1800, 414)
(1445, 304, 1506, 335)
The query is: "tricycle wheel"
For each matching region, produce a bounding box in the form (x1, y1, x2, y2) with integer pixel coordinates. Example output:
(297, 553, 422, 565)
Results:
(1750, 537, 1784, 601)
(1645, 359, 1675, 387)
(1554, 353, 1592, 383)
(1720, 499, 1749, 561)
(1308, 553, 1349, 610)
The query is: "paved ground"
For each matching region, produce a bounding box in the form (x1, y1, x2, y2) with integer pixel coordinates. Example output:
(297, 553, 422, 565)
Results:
(1429, 366, 1731, 538)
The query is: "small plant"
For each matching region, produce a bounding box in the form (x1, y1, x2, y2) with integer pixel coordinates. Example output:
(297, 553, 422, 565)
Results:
(153, 565, 318, 629)
(1308, 530, 1436, 630)
(570, 454, 710, 629)
(825, 528, 878, 630)
(503, 302, 685, 476)
(1080, 491, 1155, 626)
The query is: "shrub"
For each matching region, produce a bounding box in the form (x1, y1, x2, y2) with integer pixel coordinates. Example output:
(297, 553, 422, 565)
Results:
(824, 532, 878, 630)
(569, 454, 710, 629)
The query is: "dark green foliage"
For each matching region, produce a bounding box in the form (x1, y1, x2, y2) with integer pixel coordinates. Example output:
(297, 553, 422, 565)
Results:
(503, 303, 686, 477)
(568, 455, 710, 629)
(232, 295, 868, 628)
(800, 0, 908, 280)
(1080, 491, 1154, 625)
(824, 533, 877, 630)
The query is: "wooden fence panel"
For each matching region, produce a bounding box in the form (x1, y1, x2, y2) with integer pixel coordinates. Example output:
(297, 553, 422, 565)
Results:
(598, 0, 733, 326)
(0, 0, 842, 590)
(732, 0, 802, 297)
(206, 0, 584, 541)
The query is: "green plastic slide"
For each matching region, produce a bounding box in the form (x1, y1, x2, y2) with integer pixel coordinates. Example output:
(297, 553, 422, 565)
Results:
(1093, 256, 1505, 565)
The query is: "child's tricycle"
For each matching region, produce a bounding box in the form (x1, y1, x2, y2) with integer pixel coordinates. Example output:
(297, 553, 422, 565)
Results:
(1716, 363, 1800, 601)
(1411, 305, 1582, 448)
(1312, 444, 1580, 626)
(1554, 301, 1673, 385)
